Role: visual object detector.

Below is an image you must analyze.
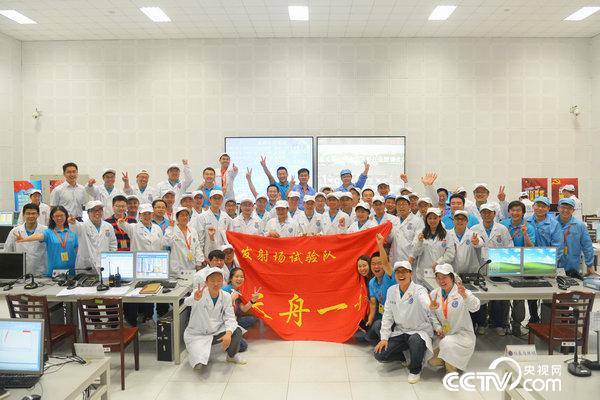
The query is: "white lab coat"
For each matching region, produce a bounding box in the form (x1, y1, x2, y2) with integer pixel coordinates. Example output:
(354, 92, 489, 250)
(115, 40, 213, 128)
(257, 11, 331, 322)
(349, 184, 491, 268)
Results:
(521, 198, 534, 220)
(264, 217, 302, 237)
(69, 220, 117, 273)
(380, 282, 435, 366)
(163, 225, 204, 274)
(372, 212, 399, 229)
(346, 219, 377, 234)
(124, 185, 158, 205)
(183, 289, 240, 367)
(85, 185, 125, 219)
(215, 167, 238, 202)
(321, 210, 349, 235)
(412, 231, 456, 283)
(17, 203, 50, 227)
(231, 214, 263, 235)
(449, 228, 484, 274)
(119, 221, 164, 252)
(156, 165, 194, 204)
(3, 224, 47, 275)
(466, 200, 509, 222)
(389, 213, 424, 265)
(193, 210, 233, 258)
(571, 196, 583, 221)
(470, 222, 514, 262)
(296, 212, 323, 235)
(430, 284, 480, 370)
(49, 181, 87, 217)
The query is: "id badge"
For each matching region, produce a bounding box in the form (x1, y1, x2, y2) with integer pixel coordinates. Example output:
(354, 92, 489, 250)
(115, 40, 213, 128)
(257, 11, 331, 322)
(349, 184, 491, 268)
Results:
(563, 246, 568, 255)
(120, 240, 128, 249)
(378, 304, 385, 314)
(187, 252, 194, 262)
(60, 252, 69, 262)
(442, 321, 451, 334)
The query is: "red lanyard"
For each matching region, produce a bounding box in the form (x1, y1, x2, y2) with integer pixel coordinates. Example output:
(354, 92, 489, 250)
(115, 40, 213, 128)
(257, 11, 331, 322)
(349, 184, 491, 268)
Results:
(563, 224, 572, 243)
(54, 229, 69, 249)
(181, 227, 192, 250)
(510, 226, 521, 239)
(441, 293, 449, 319)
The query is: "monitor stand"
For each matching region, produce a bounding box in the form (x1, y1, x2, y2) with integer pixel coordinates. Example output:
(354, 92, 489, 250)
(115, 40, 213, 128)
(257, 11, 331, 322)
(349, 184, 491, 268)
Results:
(489, 277, 510, 283)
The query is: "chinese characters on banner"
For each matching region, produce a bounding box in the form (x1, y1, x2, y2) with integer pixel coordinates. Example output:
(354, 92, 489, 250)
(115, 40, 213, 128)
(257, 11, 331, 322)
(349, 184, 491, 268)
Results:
(550, 178, 578, 204)
(226, 222, 393, 342)
(520, 178, 548, 202)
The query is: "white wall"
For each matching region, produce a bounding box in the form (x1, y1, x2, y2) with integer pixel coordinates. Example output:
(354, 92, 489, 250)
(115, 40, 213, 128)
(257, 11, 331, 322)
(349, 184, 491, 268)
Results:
(0, 32, 22, 210)
(18, 38, 598, 211)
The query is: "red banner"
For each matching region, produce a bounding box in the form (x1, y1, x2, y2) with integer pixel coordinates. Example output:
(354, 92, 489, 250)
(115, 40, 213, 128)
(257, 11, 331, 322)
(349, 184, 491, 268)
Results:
(551, 178, 578, 204)
(521, 178, 548, 202)
(226, 222, 393, 342)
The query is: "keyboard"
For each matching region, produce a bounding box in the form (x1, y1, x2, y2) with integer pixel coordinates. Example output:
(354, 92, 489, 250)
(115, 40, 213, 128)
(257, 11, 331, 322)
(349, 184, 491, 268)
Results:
(509, 280, 552, 288)
(464, 283, 479, 291)
(0, 374, 40, 388)
(134, 280, 177, 289)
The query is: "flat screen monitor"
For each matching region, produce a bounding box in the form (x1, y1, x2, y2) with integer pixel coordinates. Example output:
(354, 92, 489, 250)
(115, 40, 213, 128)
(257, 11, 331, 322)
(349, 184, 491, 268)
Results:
(488, 248, 522, 277)
(100, 252, 134, 281)
(0, 211, 14, 226)
(0, 225, 13, 243)
(135, 251, 169, 280)
(522, 247, 558, 277)
(0, 253, 25, 281)
(0, 318, 44, 375)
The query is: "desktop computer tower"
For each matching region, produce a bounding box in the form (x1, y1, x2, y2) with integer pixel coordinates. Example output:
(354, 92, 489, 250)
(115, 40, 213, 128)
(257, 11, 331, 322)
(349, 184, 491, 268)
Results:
(157, 307, 190, 362)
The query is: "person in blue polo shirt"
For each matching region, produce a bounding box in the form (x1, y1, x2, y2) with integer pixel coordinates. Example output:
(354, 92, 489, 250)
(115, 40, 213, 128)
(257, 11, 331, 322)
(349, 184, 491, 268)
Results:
(365, 234, 396, 344)
(286, 168, 315, 210)
(16, 205, 78, 276)
(441, 194, 479, 230)
(259, 156, 290, 200)
(336, 161, 370, 192)
(556, 197, 594, 276)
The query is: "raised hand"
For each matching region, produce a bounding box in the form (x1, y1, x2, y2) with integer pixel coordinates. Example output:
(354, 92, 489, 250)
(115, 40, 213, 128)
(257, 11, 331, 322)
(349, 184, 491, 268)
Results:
(456, 280, 467, 298)
(246, 168, 252, 180)
(290, 175, 296, 187)
(194, 283, 204, 301)
(250, 286, 261, 303)
(421, 172, 438, 186)
(520, 221, 528, 236)
(232, 163, 238, 173)
(260, 156, 267, 168)
(471, 232, 479, 246)
(418, 232, 424, 242)
(429, 292, 439, 310)
(497, 185, 506, 202)
(400, 173, 408, 183)
(363, 160, 370, 174)
(375, 232, 384, 246)
(339, 217, 346, 227)
(121, 172, 129, 184)
(182, 159, 189, 167)
(14, 232, 25, 242)
(207, 226, 216, 238)
(87, 178, 96, 186)
(67, 215, 77, 225)
(117, 215, 127, 225)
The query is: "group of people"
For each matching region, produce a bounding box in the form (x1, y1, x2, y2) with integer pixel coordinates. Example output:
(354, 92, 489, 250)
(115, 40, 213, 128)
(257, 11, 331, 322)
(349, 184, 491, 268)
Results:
(2, 155, 595, 382)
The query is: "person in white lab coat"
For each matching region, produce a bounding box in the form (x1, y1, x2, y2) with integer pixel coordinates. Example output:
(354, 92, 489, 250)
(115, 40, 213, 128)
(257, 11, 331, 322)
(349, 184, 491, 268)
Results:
(285, 191, 305, 222)
(449, 210, 483, 275)
(183, 267, 246, 369)
(371, 195, 399, 228)
(295, 195, 323, 235)
(517, 192, 534, 220)
(156, 160, 194, 206)
(85, 169, 125, 219)
(321, 193, 349, 235)
(4, 203, 47, 276)
(428, 264, 480, 373)
(194, 190, 233, 259)
(561, 184, 583, 220)
(123, 169, 157, 205)
(163, 207, 204, 275)
(347, 202, 377, 233)
(389, 196, 424, 265)
(68, 200, 117, 273)
(231, 197, 263, 235)
(410, 208, 456, 284)
(17, 190, 50, 226)
(264, 201, 302, 237)
(373, 261, 436, 384)
(117, 204, 164, 252)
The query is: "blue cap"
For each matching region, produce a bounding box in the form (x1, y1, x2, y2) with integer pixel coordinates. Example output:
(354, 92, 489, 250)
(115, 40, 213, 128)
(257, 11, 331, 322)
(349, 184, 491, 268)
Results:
(384, 194, 396, 200)
(558, 198, 576, 208)
(340, 169, 352, 176)
(533, 196, 550, 206)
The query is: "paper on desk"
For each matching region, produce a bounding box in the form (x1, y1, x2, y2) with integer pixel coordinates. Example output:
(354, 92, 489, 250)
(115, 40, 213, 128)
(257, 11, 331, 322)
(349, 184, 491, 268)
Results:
(101, 287, 132, 296)
(56, 287, 98, 296)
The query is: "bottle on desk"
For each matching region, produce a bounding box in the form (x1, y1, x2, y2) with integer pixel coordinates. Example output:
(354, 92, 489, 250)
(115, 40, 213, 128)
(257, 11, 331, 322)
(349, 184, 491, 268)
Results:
(115, 267, 121, 287)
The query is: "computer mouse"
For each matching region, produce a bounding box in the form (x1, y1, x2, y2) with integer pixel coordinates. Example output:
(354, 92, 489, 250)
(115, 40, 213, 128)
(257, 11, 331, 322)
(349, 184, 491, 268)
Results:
(480, 286, 488, 292)
(162, 288, 172, 294)
(21, 395, 41, 400)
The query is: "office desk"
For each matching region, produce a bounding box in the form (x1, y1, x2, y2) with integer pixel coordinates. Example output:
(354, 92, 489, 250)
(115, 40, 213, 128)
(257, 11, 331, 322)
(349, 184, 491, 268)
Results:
(422, 276, 600, 301)
(1, 279, 193, 364)
(7, 358, 110, 400)
(499, 355, 600, 400)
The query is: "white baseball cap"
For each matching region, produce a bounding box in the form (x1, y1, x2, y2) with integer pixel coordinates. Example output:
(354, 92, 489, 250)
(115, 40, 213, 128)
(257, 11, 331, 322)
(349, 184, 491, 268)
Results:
(175, 206, 191, 216)
(303, 195, 316, 203)
(455, 186, 467, 193)
(275, 200, 289, 209)
(434, 263, 456, 276)
(417, 197, 432, 205)
(167, 163, 180, 172)
(179, 193, 194, 202)
(194, 267, 224, 286)
(426, 207, 441, 217)
(453, 210, 469, 218)
(239, 196, 254, 204)
(400, 186, 413, 193)
(29, 189, 42, 196)
(326, 192, 339, 200)
(408, 192, 419, 199)
(563, 184, 576, 192)
(393, 260, 412, 272)
(338, 192, 353, 199)
(209, 190, 224, 198)
(479, 203, 496, 212)
(102, 168, 116, 177)
(192, 190, 204, 199)
(287, 191, 300, 199)
(372, 195, 385, 204)
(315, 192, 326, 199)
(256, 194, 268, 201)
(138, 204, 153, 214)
(137, 169, 150, 177)
(355, 202, 371, 212)
(126, 194, 139, 202)
(162, 189, 176, 197)
(85, 200, 104, 210)
(220, 244, 234, 251)
(518, 191, 528, 198)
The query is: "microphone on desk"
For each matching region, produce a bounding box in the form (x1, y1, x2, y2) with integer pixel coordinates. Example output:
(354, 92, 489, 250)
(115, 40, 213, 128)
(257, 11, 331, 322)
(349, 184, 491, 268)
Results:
(96, 267, 109, 292)
(476, 260, 491, 290)
(568, 306, 592, 377)
(23, 273, 39, 290)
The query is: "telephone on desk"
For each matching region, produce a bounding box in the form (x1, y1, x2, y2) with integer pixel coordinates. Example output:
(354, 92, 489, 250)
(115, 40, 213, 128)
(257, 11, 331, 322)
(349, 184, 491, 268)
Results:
(67, 274, 99, 290)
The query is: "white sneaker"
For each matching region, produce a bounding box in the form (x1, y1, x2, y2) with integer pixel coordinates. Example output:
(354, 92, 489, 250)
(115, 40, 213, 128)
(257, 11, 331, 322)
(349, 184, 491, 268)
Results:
(407, 373, 421, 384)
(476, 326, 486, 335)
(495, 327, 506, 336)
(226, 354, 247, 365)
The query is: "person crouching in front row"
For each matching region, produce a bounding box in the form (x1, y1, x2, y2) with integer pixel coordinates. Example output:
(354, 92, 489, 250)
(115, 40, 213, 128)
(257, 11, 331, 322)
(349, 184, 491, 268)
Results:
(183, 267, 246, 369)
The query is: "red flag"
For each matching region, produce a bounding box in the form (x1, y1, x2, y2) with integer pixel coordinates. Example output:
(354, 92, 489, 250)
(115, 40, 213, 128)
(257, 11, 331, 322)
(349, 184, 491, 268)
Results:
(226, 222, 393, 342)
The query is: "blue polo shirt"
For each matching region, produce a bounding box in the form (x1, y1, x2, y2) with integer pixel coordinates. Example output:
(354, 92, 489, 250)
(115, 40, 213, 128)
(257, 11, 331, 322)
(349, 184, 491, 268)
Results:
(336, 174, 368, 192)
(201, 185, 223, 207)
(291, 184, 316, 210)
(368, 272, 396, 317)
(152, 218, 169, 234)
(41, 227, 78, 276)
(274, 181, 290, 200)
(442, 213, 479, 229)
(500, 218, 536, 247)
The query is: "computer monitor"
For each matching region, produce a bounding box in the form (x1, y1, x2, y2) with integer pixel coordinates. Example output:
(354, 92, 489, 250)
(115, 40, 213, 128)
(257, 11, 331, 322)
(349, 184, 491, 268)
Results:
(135, 251, 170, 280)
(488, 248, 522, 277)
(522, 247, 558, 277)
(100, 252, 134, 282)
(0, 211, 13, 226)
(0, 225, 12, 243)
(0, 318, 44, 375)
(0, 253, 25, 281)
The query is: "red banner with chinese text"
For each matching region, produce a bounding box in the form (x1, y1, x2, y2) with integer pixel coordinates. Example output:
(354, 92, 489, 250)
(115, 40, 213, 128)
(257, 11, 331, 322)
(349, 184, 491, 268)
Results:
(551, 178, 578, 204)
(226, 222, 393, 342)
(521, 178, 548, 202)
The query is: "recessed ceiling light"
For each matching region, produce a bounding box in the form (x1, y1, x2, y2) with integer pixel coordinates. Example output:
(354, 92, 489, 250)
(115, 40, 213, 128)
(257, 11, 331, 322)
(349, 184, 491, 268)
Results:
(564, 6, 600, 21)
(140, 7, 171, 22)
(428, 5, 457, 21)
(288, 6, 309, 21)
(0, 10, 37, 24)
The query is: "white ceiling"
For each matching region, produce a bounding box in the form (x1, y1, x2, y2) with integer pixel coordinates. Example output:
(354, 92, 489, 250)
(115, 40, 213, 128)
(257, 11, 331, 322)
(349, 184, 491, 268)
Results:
(0, 0, 599, 41)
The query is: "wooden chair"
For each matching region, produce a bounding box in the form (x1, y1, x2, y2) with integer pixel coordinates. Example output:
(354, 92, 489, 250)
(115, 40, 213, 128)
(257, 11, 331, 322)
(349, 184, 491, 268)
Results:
(77, 298, 139, 390)
(528, 291, 595, 355)
(5, 294, 76, 354)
